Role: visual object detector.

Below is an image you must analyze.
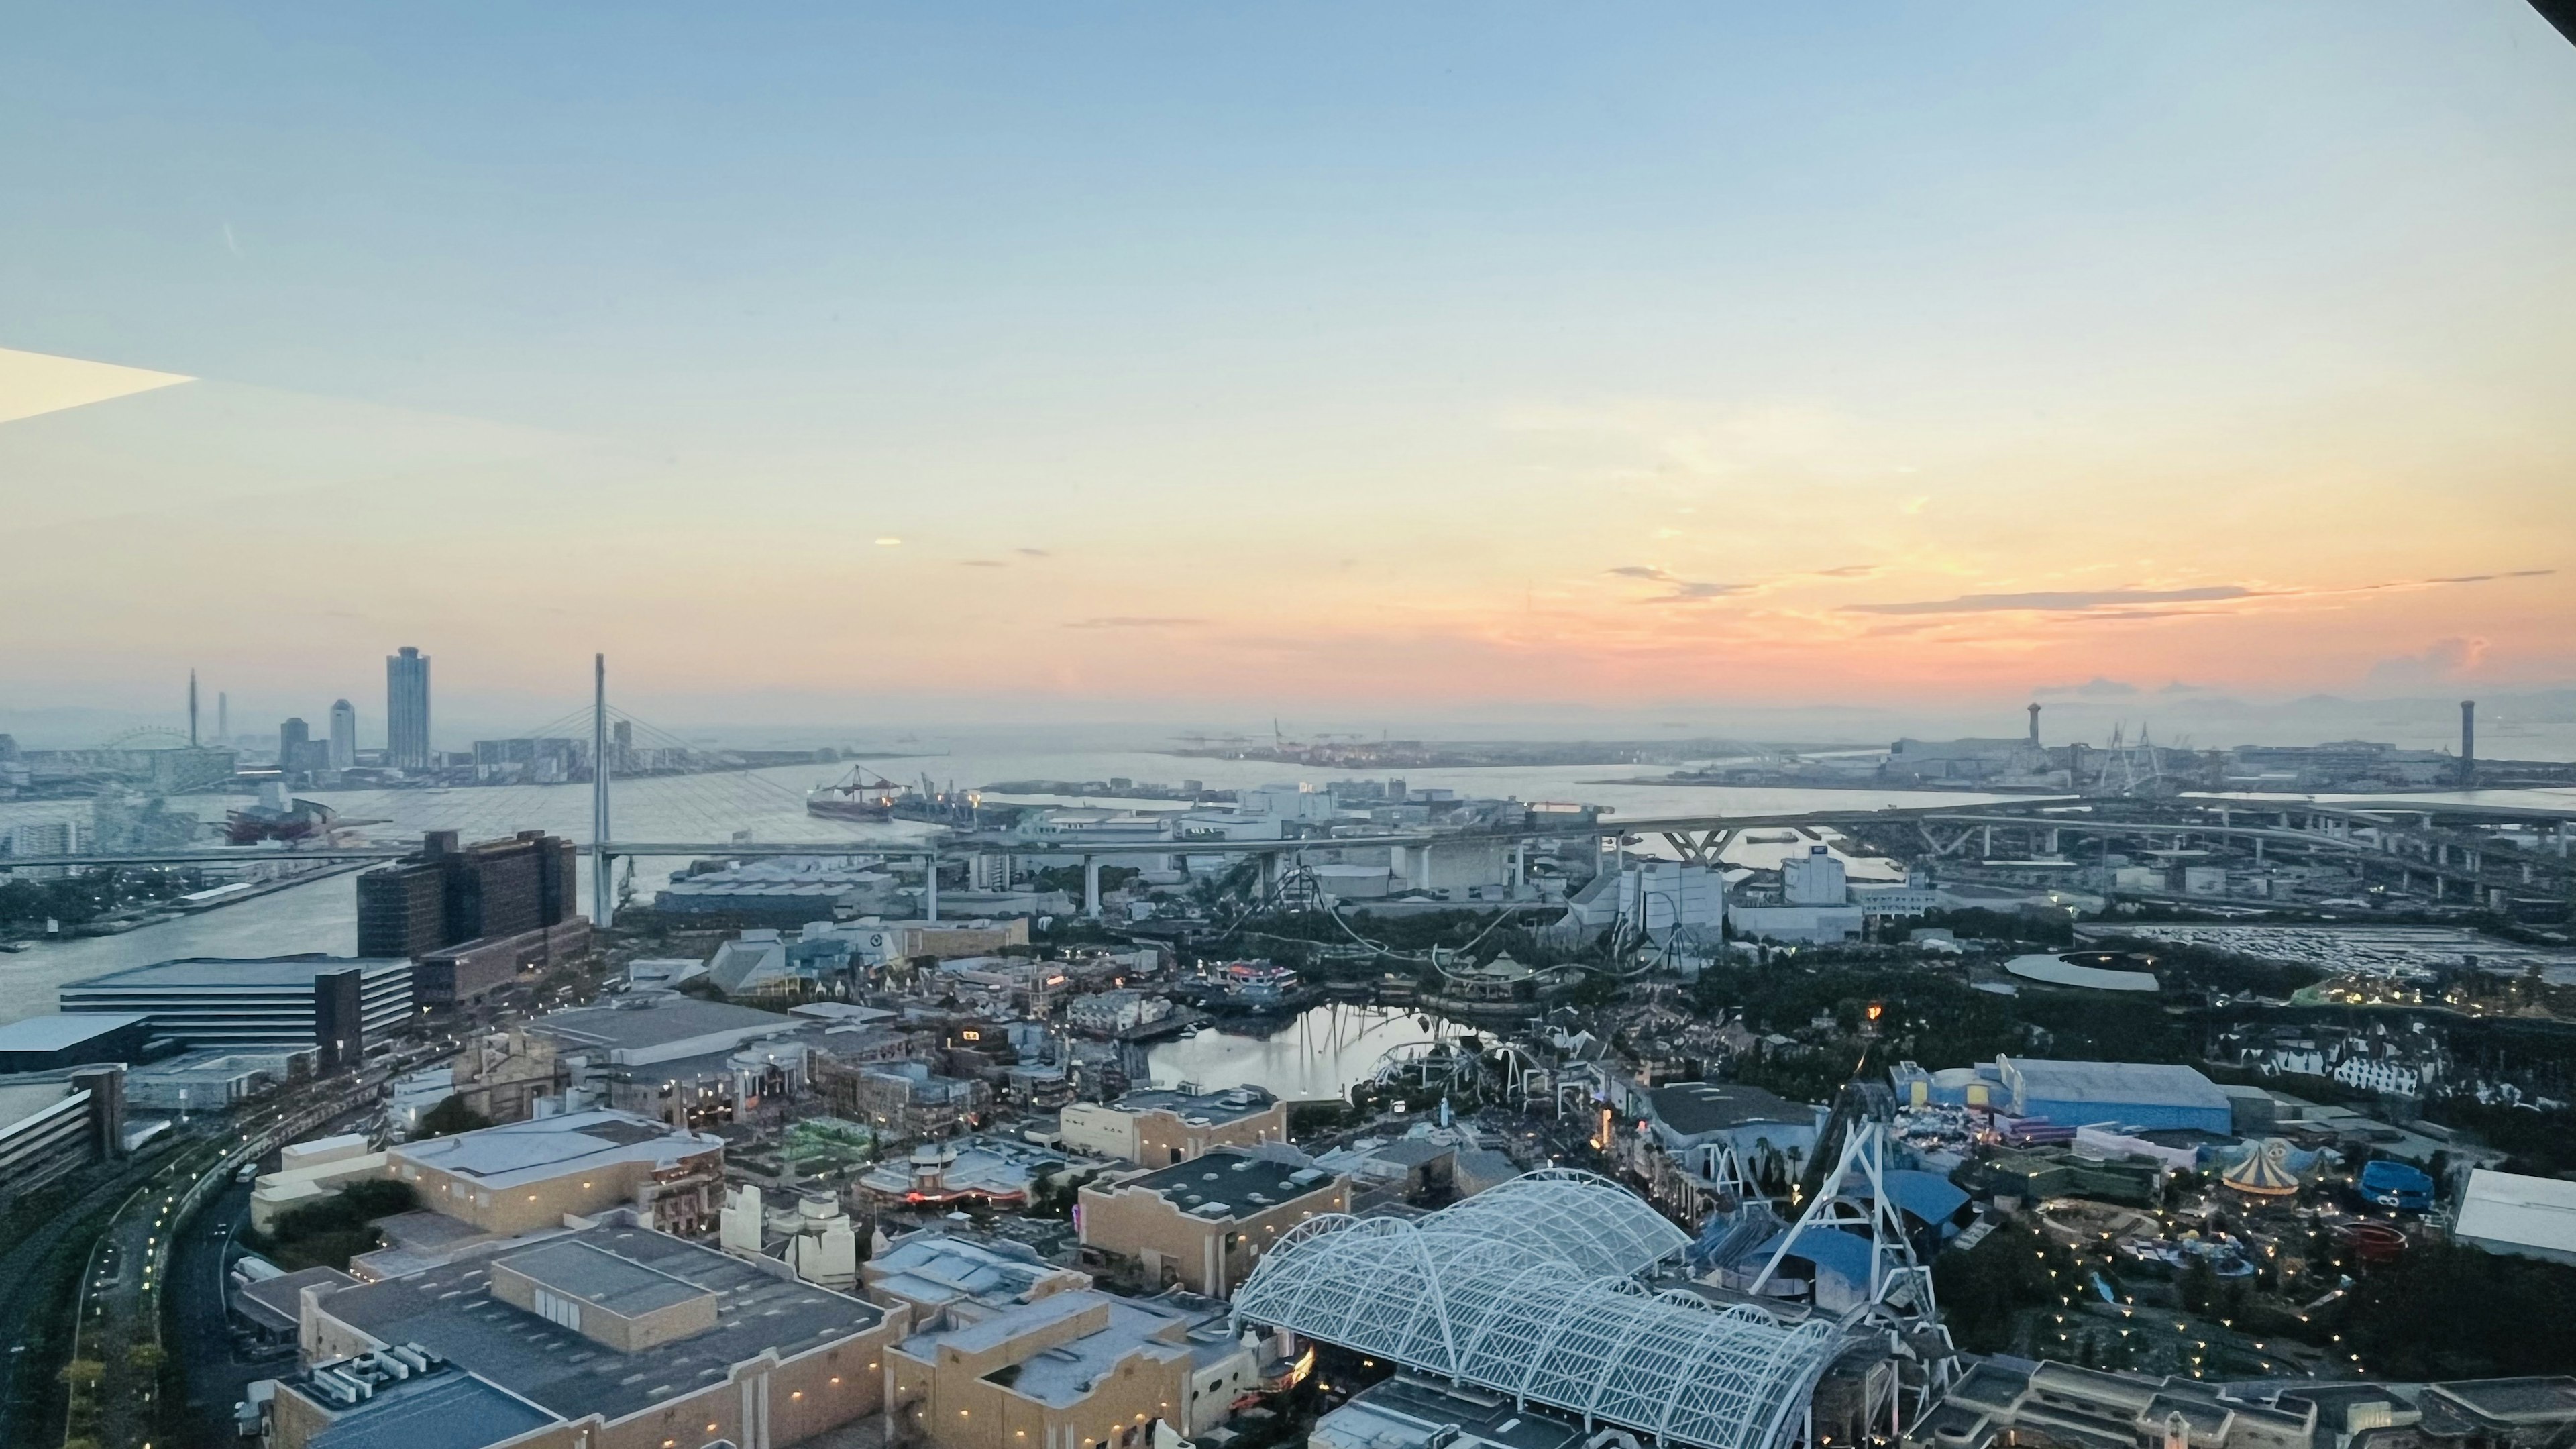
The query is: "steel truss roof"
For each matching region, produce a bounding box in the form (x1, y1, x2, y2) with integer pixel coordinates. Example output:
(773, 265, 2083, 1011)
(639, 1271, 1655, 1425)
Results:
(1232, 1171, 1842, 1449)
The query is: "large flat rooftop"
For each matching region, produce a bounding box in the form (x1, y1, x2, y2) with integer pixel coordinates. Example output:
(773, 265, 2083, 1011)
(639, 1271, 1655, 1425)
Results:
(388, 1108, 719, 1190)
(1106, 1085, 1276, 1125)
(866, 1233, 1065, 1311)
(1648, 1082, 1816, 1136)
(312, 1224, 886, 1424)
(895, 1291, 1190, 1409)
(0, 1012, 151, 1051)
(502, 1240, 707, 1316)
(0, 1078, 81, 1131)
(528, 998, 804, 1053)
(302, 1366, 560, 1449)
(1316, 1376, 1589, 1449)
(1104, 1148, 1337, 1221)
(2455, 1169, 2576, 1256)
(2004, 1058, 2229, 1111)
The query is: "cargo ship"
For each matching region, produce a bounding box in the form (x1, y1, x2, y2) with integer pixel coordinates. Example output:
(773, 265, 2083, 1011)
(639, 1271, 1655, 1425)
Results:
(806, 767, 990, 827)
(806, 766, 902, 822)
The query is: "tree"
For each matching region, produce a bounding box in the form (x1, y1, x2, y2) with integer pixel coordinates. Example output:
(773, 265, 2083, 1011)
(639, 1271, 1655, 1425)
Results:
(58, 1360, 104, 1389)
(1930, 1222, 2064, 1354)
(417, 1094, 493, 1138)
(2341, 1240, 2576, 1378)
(2178, 1256, 2218, 1315)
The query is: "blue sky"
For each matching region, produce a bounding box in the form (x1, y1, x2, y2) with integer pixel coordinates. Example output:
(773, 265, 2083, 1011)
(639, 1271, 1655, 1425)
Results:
(3, 2, 2573, 727)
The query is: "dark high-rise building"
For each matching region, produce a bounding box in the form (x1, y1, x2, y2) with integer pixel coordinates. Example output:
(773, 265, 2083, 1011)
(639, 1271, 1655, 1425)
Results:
(280, 716, 311, 767)
(329, 698, 357, 769)
(387, 645, 431, 770)
(357, 830, 580, 959)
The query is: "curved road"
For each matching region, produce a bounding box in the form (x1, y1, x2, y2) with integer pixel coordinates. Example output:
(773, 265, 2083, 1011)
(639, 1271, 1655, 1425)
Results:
(0, 1163, 174, 1449)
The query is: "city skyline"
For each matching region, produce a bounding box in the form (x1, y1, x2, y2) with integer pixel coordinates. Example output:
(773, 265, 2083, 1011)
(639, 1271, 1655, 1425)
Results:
(4, 3, 2573, 724)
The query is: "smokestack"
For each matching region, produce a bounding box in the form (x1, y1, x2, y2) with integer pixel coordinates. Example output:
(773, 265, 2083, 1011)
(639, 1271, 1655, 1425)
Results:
(2461, 700, 2477, 786)
(188, 669, 199, 747)
(2027, 702, 2042, 746)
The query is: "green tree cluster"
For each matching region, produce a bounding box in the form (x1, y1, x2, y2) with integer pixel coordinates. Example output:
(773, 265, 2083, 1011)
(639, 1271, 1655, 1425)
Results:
(417, 1094, 494, 1138)
(1690, 961, 2192, 1069)
(1930, 1222, 2072, 1354)
(244, 1179, 421, 1271)
(1036, 863, 1142, 895)
(2340, 1240, 2576, 1378)
(0, 867, 203, 931)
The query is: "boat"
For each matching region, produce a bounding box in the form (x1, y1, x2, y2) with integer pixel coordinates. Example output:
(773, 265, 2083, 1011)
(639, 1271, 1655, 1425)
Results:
(807, 766, 902, 822)
(224, 797, 337, 844)
(806, 767, 991, 826)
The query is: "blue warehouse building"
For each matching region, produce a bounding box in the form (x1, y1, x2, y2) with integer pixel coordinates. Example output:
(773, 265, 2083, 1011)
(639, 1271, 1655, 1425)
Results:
(1994, 1057, 2233, 1134)
(1896, 1056, 2234, 1135)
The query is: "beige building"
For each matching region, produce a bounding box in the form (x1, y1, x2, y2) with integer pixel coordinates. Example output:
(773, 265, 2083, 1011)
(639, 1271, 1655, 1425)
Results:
(863, 1232, 1093, 1328)
(449, 1025, 564, 1122)
(250, 1134, 392, 1233)
(1057, 1087, 1287, 1167)
(888, 1287, 1262, 1449)
(284, 1222, 910, 1449)
(386, 1108, 724, 1238)
(1077, 1150, 1346, 1297)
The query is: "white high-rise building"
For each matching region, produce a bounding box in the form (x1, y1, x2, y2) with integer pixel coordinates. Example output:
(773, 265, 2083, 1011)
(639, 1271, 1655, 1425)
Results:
(386, 645, 431, 770)
(328, 698, 357, 769)
(1782, 845, 1849, 905)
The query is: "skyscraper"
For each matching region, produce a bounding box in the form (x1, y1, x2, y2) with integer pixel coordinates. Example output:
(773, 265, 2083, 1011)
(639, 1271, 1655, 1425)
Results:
(280, 716, 311, 769)
(387, 645, 431, 770)
(329, 698, 357, 769)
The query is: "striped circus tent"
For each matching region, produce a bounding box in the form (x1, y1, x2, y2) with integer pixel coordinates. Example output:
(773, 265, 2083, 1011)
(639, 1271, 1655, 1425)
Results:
(2221, 1137, 2301, 1197)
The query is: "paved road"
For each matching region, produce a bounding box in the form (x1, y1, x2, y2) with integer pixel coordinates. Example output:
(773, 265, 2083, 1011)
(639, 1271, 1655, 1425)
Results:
(169, 1181, 271, 1446)
(0, 1031, 464, 1449)
(41, 1078, 387, 1449)
(0, 1161, 182, 1449)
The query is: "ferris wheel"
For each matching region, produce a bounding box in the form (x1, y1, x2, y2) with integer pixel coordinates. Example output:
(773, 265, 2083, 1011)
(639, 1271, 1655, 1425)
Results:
(98, 727, 195, 751)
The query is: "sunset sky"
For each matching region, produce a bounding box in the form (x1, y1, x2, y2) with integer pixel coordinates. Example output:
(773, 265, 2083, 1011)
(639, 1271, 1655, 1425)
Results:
(5, 3, 2573, 737)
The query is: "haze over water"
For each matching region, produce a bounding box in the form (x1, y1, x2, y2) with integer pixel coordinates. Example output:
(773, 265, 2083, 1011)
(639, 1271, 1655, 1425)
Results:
(0, 745, 2026, 1024)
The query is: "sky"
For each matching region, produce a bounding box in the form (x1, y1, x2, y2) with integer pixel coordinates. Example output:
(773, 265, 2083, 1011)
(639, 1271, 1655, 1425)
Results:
(4, 3, 2574, 744)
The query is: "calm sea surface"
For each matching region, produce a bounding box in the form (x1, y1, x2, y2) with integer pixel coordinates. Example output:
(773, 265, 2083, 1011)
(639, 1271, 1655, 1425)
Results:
(0, 745, 2008, 1024)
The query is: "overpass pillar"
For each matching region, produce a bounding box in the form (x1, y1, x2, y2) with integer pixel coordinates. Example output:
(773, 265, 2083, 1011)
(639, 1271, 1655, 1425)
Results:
(1084, 855, 1102, 918)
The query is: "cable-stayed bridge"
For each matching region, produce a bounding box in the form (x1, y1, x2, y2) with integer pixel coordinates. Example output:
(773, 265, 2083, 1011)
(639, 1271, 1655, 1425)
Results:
(11, 657, 2573, 919)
